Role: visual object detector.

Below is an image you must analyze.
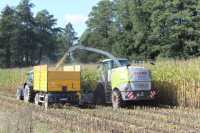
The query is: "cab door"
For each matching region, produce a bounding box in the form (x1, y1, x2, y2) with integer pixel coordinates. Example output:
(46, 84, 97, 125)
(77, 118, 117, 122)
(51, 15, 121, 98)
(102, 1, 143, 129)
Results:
(102, 61, 112, 82)
(97, 60, 114, 103)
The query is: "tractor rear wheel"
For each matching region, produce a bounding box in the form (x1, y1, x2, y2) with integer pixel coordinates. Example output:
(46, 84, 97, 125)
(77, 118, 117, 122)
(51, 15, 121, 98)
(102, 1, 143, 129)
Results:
(112, 90, 123, 109)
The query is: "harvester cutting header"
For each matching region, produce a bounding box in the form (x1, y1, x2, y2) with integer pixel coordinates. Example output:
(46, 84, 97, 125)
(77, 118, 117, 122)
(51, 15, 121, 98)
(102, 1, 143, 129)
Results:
(16, 45, 157, 109)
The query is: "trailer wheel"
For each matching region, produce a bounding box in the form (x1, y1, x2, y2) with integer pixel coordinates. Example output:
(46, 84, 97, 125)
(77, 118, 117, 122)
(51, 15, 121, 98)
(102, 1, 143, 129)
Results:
(34, 93, 39, 105)
(112, 89, 123, 109)
(44, 94, 49, 110)
(16, 87, 23, 100)
(24, 85, 32, 103)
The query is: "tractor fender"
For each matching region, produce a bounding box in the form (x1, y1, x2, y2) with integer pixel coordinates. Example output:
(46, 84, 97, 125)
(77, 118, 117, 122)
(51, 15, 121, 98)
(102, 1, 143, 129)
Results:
(23, 83, 27, 89)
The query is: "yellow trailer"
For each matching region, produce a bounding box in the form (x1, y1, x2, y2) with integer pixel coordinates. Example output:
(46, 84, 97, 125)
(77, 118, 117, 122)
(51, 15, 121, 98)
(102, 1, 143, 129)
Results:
(33, 65, 81, 93)
(16, 64, 81, 108)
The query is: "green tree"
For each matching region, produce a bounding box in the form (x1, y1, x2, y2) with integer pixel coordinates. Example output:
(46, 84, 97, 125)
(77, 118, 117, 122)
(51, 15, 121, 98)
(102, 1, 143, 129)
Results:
(0, 6, 16, 67)
(16, 0, 35, 66)
(150, 0, 200, 59)
(63, 23, 77, 47)
(79, 0, 114, 62)
(112, 0, 153, 59)
(56, 23, 77, 61)
(82, 0, 114, 50)
(35, 10, 59, 64)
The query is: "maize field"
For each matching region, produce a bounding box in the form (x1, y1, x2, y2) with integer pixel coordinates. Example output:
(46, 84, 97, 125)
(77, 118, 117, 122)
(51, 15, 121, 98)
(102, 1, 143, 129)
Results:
(148, 59, 200, 107)
(0, 92, 200, 133)
(0, 68, 28, 94)
(0, 60, 200, 132)
(1, 59, 200, 107)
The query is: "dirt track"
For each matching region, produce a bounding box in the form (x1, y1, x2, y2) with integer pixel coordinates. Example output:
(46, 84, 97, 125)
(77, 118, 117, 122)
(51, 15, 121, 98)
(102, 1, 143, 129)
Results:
(0, 91, 200, 133)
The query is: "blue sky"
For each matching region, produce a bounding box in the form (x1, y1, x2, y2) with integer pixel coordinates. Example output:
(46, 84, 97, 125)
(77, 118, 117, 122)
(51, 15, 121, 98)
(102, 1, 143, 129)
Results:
(0, 0, 100, 36)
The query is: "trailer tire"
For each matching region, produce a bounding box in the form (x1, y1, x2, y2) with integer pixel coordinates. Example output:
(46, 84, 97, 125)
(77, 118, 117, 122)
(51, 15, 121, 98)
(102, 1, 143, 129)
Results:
(24, 85, 32, 103)
(112, 89, 123, 109)
(93, 83, 105, 105)
(16, 87, 23, 100)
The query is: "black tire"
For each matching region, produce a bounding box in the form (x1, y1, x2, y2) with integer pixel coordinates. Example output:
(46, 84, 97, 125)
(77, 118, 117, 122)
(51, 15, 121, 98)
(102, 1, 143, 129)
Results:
(23, 85, 32, 103)
(112, 89, 123, 109)
(93, 83, 105, 105)
(16, 88, 22, 100)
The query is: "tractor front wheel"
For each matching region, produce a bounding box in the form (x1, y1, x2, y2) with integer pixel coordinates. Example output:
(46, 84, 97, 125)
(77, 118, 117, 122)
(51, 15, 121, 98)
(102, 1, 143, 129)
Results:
(112, 90, 123, 109)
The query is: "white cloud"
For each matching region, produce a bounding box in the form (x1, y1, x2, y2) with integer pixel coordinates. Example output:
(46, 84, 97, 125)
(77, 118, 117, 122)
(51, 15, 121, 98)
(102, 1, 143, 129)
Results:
(64, 14, 88, 25)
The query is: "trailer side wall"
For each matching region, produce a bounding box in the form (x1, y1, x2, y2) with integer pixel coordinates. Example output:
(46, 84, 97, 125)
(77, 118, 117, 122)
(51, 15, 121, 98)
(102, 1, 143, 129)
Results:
(33, 65, 81, 93)
(33, 65, 48, 92)
(47, 71, 80, 92)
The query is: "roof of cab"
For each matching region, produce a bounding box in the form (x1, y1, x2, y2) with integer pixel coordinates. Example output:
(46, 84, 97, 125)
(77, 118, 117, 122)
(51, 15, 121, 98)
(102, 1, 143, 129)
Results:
(101, 58, 128, 62)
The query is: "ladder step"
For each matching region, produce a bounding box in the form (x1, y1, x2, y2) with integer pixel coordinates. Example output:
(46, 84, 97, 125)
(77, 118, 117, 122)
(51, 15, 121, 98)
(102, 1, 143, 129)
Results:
(39, 100, 45, 103)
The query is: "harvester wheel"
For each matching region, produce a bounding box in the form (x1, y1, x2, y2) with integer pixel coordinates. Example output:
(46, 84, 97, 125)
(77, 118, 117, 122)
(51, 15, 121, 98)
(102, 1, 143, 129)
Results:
(16, 87, 23, 100)
(44, 94, 49, 110)
(34, 93, 39, 105)
(24, 85, 32, 103)
(93, 83, 105, 105)
(112, 90, 123, 109)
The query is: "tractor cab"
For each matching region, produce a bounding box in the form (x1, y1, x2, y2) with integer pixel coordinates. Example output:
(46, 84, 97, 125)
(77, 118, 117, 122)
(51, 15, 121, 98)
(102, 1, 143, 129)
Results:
(26, 70, 33, 83)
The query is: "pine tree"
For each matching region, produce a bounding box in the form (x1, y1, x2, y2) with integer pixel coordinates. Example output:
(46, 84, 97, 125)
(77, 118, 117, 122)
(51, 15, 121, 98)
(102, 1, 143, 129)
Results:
(0, 6, 16, 67)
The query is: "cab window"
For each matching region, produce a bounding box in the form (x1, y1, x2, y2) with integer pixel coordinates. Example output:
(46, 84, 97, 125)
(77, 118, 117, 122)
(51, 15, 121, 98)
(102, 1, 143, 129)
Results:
(27, 73, 33, 82)
(112, 60, 129, 68)
(103, 61, 112, 70)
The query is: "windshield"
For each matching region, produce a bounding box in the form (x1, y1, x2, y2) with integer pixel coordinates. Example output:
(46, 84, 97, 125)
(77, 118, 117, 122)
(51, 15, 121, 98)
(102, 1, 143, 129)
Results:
(119, 60, 129, 66)
(112, 59, 129, 68)
(27, 71, 33, 82)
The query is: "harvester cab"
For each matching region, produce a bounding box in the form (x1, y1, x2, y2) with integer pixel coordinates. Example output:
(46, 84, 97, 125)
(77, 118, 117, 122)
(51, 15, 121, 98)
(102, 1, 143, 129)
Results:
(99, 58, 129, 82)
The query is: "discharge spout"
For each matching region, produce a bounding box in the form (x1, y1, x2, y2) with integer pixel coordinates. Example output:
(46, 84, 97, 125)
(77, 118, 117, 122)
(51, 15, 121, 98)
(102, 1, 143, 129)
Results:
(55, 45, 122, 69)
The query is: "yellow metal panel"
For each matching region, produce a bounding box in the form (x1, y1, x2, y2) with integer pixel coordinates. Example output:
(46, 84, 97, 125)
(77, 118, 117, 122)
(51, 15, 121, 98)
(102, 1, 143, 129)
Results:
(48, 71, 80, 80)
(33, 66, 40, 91)
(33, 65, 80, 93)
(111, 67, 129, 89)
(40, 65, 47, 92)
(47, 71, 80, 92)
(33, 65, 48, 92)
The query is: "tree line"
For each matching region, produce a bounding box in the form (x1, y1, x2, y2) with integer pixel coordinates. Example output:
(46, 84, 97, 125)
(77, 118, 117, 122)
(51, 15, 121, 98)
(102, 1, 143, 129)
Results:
(1, 0, 200, 67)
(80, 0, 200, 62)
(0, 0, 77, 68)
